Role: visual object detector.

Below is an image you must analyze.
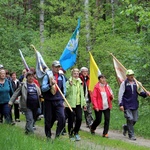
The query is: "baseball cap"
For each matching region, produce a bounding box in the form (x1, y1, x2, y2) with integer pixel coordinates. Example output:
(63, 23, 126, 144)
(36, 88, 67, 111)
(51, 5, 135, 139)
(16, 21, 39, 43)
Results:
(126, 69, 134, 75)
(52, 60, 61, 67)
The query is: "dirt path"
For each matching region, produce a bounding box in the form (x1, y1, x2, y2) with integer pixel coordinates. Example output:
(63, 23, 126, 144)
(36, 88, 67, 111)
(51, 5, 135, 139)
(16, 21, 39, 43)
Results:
(80, 123, 150, 148)
(15, 121, 150, 149)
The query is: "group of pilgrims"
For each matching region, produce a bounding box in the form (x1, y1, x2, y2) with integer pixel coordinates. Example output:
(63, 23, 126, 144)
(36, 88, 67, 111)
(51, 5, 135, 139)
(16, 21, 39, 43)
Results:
(0, 60, 148, 141)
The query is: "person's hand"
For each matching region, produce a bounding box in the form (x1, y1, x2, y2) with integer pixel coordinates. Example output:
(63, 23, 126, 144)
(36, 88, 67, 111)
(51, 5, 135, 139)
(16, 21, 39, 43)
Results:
(83, 106, 87, 111)
(119, 106, 124, 112)
(146, 91, 150, 96)
(8, 104, 12, 107)
(51, 79, 56, 85)
(69, 81, 73, 86)
(95, 108, 99, 111)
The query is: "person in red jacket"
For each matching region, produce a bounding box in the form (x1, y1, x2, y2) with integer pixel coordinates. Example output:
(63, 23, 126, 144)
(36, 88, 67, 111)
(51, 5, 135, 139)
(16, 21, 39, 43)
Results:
(90, 74, 113, 138)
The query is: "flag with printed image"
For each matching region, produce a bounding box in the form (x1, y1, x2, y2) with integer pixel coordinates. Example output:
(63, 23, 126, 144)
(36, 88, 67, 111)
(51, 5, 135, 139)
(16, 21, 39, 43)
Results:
(59, 19, 80, 70)
(19, 49, 30, 71)
(89, 52, 101, 91)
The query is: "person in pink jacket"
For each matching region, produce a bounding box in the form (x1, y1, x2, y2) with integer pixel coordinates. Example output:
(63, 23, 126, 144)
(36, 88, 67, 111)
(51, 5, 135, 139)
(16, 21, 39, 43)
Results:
(90, 74, 113, 138)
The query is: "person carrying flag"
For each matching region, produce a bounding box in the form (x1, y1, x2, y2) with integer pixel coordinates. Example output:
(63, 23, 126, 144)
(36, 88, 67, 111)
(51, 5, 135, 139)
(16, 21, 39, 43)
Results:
(41, 60, 66, 139)
(118, 69, 150, 140)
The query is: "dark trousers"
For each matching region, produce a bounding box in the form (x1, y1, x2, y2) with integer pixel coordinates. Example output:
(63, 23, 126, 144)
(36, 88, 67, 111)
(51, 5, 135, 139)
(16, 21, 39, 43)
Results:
(44, 100, 65, 137)
(91, 108, 110, 135)
(66, 105, 82, 136)
(14, 104, 20, 120)
(0, 103, 12, 124)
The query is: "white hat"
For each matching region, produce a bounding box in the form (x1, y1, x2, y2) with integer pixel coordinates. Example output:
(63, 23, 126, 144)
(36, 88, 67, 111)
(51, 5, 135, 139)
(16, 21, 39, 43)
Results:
(80, 67, 88, 72)
(0, 64, 4, 69)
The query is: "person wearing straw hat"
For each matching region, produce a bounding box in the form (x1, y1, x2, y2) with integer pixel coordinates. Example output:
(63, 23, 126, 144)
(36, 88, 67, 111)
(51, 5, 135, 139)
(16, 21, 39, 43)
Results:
(118, 69, 150, 141)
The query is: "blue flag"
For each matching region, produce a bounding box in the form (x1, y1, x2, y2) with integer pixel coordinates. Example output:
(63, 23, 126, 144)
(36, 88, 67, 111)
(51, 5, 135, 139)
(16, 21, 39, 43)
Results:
(59, 19, 80, 70)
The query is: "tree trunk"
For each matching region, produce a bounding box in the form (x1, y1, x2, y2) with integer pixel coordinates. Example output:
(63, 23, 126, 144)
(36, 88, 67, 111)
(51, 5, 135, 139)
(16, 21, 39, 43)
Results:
(102, 0, 106, 21)
(84, 0, 91, 51)
(40, 0, 45, 50)
(111, 0, 115, 34)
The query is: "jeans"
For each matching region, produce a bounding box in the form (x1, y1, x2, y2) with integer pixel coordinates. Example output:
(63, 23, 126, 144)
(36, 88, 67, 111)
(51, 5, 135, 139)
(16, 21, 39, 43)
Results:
(0, 103, 12, 124)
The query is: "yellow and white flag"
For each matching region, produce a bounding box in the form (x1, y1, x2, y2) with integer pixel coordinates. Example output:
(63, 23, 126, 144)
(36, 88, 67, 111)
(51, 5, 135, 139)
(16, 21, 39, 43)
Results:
(89, 52, 101, 91)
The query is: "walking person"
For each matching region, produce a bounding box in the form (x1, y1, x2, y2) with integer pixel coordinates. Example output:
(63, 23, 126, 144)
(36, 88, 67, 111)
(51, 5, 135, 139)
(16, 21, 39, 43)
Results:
(90, 75, 114, 138)
(79, 67, 93, 128)
(9, 71, 41, 134)
(11, 72, 21, 122)
(0, 69, 14, 124)
(118, 69, 149, 140)
(41, 60, 66, 139)
(65, 68, 86, 141)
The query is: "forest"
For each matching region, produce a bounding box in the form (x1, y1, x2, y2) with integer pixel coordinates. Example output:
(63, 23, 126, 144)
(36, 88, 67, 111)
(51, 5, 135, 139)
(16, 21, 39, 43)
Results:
(0, 0, 150, 101)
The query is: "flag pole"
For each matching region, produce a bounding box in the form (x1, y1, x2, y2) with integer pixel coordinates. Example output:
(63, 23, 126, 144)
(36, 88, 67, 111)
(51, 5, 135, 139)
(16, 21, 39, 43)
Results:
(55, 84, 73, 112)
(108, 52, 148, 93)
(31, 44, 73, 111)
(109, 52, 127, 71)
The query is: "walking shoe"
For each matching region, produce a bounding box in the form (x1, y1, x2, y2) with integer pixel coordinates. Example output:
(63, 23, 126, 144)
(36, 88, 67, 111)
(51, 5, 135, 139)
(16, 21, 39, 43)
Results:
(90, 127, 95, 135)
(122, 124, 128, 136)
(129, 136, 136, 141)
(15, 119, 20, 122)
(33, 126, 36, 130)
(75, 134, 81, 141)
(70, 136, 76, 142)
(11, 121, 15, 125)
(102, 134, 109, 138)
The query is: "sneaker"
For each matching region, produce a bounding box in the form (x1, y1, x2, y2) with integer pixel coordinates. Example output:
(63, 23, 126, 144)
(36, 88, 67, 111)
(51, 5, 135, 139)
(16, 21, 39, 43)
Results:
(15, 119, 20, 122)
(102, 134, 109, 138)
(33, 126, 36, 130)
(90, 127, 95, 135)
(75, 134, 81, 141)
(11, 121, 15, 125)
(122, 124, 128, 136)
(129, 136, 136, 141)
(70, 136, 76, 142)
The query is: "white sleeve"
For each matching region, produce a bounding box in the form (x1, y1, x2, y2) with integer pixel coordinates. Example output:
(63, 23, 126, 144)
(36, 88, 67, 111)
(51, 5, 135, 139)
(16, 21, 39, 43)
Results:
(118, 81, 125, 105)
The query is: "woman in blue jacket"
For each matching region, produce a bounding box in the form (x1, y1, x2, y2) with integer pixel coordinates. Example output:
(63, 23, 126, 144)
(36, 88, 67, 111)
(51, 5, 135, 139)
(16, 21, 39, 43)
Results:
(0, 69, 14, 124)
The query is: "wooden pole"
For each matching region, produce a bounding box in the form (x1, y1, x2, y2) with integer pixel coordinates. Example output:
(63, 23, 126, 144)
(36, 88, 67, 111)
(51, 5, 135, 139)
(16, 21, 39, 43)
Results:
(109, 52, 148, 93)
(55, 84, 73, 112)
(31, 44, 73, 111)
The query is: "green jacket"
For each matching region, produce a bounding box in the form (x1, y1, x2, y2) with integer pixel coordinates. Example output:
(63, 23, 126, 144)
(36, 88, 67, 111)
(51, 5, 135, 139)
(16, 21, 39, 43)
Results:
(66, 77, 86, 108)
(9, 82, 41, 112)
